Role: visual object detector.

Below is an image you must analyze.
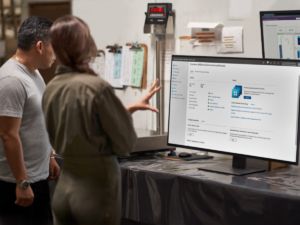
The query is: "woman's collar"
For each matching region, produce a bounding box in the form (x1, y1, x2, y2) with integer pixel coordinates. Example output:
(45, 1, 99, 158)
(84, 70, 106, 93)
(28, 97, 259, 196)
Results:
(55, 65, 77, 75)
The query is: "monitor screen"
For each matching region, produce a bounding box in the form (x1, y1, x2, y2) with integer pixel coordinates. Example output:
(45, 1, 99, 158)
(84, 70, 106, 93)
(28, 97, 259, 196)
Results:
(168, 56, 300, 164)
(260, 10, 300, 59)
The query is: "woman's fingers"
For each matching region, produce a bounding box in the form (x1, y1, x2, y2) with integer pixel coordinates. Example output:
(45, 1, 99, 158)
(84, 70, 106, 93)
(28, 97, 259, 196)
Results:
(146, 106, 159, 113)
(152, 79, 159, 90)
(149, 85, 162, 98)
(136, 79, 161, 113)
(149, 78, 159, 92)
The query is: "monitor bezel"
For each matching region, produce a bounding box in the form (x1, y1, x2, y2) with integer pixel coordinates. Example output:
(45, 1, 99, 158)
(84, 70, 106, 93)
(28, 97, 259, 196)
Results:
(167, 55, 300, 165)
(260, 10, 300, 59)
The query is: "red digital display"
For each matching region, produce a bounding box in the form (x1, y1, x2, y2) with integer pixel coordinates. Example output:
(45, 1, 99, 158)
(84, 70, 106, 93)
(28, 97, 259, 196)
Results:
(150, 7, 164, 13)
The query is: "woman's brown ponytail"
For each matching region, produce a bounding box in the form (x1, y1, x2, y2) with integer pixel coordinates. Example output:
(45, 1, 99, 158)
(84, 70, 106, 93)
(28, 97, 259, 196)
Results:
(50, 15, 97, 76)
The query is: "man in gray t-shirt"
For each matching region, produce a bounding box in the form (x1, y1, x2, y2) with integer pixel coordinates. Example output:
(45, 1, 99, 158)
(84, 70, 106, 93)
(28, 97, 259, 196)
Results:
(0, 60, 51, 183)
(0, 16, 59, 225)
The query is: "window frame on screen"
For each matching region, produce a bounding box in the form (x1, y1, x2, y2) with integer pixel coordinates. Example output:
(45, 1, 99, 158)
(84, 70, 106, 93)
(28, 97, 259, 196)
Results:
(260, 10, 300, 59)
(167, 55, 300, 165)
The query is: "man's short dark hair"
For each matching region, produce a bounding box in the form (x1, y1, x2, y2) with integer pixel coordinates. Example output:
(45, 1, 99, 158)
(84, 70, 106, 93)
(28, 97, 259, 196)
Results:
(17, 16, 53, 51)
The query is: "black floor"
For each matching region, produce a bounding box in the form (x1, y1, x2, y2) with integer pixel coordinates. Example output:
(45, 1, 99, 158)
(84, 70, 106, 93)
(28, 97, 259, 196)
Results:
(121, 218, 153, 225)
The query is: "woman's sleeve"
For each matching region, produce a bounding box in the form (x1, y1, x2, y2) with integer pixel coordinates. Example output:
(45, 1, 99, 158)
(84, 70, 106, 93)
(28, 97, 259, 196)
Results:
(96, 86, 137, 156)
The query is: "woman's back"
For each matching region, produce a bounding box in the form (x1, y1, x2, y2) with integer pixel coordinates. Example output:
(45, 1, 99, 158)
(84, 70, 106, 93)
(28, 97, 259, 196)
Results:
(44, 15, 160, 225)
(42, 65, 137, 177)
(42, 65, 137, 225)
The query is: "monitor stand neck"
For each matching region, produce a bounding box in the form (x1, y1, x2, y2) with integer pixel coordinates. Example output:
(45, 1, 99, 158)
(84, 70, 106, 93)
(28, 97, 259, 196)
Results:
(232, 156, 246, 169)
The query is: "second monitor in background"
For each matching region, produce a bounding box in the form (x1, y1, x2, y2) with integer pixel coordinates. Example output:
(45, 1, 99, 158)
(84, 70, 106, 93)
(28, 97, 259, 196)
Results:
(260, 10, 300, 60)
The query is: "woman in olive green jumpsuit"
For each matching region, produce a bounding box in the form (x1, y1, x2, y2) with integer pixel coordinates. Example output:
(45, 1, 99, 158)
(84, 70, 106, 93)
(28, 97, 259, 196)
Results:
(42, 15, 161, 225)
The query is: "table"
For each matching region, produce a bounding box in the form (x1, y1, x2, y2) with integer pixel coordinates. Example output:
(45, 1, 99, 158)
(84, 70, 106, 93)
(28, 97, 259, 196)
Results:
(119, 154, 300, 225)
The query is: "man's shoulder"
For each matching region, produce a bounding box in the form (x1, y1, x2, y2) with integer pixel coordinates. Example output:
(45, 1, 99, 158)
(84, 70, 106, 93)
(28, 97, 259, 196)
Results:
(0, 59, 16, 71)
(0, 59, 26, 81)
(0, 76, 27, 98)
(0, 74, 24, 90)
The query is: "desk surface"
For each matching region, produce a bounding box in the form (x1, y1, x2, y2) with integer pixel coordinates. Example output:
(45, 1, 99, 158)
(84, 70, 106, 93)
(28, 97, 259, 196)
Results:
(119, 155, 300, 225)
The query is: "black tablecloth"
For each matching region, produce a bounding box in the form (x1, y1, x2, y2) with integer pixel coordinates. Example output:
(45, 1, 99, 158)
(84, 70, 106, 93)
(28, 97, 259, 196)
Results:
(119, 155, 300, 225)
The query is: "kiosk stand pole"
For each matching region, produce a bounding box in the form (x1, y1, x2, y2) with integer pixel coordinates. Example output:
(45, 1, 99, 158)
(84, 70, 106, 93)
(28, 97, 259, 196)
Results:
(130, 3, 175, 154)
(156, 39, 164, 135)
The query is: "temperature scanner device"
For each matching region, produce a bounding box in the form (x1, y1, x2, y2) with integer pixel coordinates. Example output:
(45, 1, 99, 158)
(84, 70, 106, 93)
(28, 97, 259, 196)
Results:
(144, 3, 174, 35)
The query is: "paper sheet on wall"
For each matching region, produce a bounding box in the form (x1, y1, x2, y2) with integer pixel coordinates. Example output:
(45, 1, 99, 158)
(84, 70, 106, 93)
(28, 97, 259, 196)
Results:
(120, 46, 133, 85)
(131, 48, 144, 87)
(228, 0, 252, 20)
(160, 39, 180, 81)
(0, 40, 6, 58)
(114, 49, 122, 79)
(191, 35, 216, 46)
(89, 52, 105, 79)
(187, 22, 223, 46)
(216, 26, 243, 53)
(105, 49, 123, 88)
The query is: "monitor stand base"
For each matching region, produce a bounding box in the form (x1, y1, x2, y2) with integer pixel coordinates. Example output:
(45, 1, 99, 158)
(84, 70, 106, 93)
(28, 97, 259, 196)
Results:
(198, 156, 266, 176)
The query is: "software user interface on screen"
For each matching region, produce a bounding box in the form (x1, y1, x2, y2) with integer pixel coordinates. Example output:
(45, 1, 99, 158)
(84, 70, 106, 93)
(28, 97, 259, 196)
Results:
(168, 56, 300, 164)
(261, 11, 300, 59)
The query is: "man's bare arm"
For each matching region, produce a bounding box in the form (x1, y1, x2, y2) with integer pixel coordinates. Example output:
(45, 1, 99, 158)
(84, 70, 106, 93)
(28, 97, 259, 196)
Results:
(0, 116, 34, 207)
(0, 117, 28, 182)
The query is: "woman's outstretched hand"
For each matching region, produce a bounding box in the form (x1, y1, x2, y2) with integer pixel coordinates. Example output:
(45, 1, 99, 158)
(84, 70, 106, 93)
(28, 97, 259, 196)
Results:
(126, 79, 162, 114)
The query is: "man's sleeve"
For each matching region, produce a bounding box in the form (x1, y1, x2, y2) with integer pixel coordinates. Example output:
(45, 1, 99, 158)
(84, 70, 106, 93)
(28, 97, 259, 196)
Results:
(96, 86, 137, 156)
(0, 77, 26, 118)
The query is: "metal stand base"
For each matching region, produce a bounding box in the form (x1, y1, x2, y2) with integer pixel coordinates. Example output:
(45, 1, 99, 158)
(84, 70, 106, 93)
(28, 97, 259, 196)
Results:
(198, 156, 266, 176)
(132, 128, 175, 153)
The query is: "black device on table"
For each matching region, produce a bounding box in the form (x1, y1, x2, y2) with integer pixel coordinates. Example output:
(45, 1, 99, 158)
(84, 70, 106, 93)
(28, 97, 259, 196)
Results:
(167, 152, 213, 161)
(167, 55, 300, 175)
(178, 152, 191, 158)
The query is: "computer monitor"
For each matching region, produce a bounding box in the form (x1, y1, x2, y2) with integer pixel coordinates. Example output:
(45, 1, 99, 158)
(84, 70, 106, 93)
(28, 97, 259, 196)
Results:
(168, 56, 300, 175)
(260, 10, 300, 59)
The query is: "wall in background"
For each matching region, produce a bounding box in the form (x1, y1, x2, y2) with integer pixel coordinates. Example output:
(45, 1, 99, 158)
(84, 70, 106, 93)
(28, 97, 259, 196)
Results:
(21, 0, 70, 22)
(72, 0, 300, 132)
